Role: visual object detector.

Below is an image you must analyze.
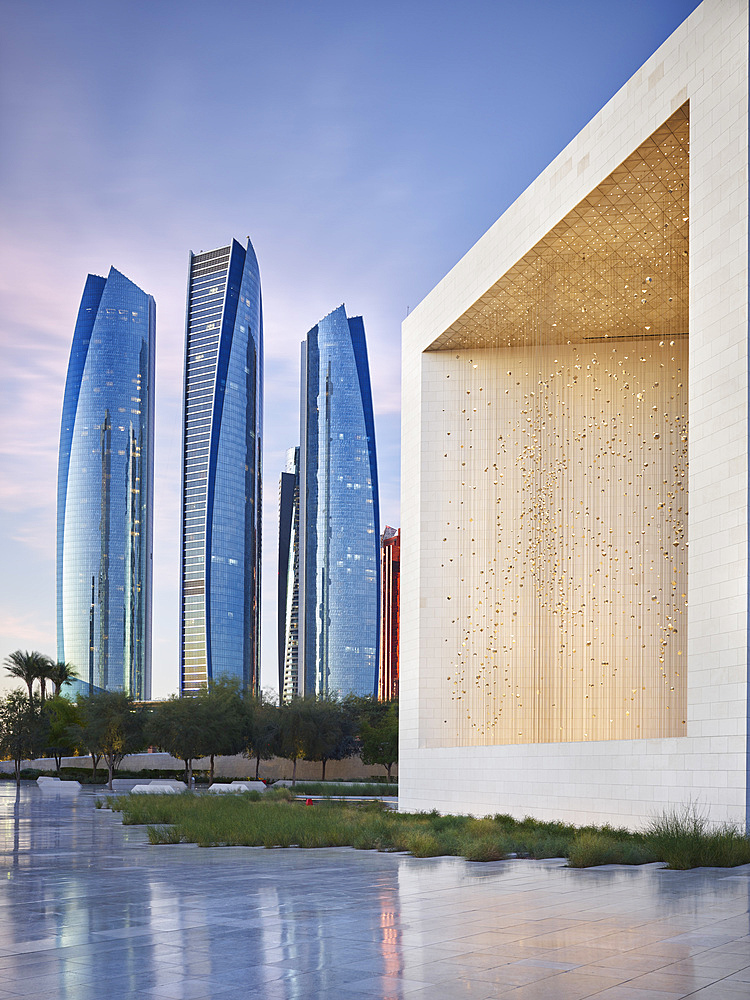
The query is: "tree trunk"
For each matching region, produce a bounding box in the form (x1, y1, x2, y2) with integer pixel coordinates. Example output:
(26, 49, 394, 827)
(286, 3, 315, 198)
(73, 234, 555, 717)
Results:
(107, 758, 114, 790)
(39, 680, 46, 708)
(14, 758, 20, 787)
(386, 763, 392, 781)
(26, 681, 33, 706)
(54, 754, 62, 778)
(187, 759, 193, 790)
(292, 757, 297, 787)
(91, 754, 100, 783)
(255, 755, 260, 781)
(321, 758, 327, 782)
(209, 754, 215, 787)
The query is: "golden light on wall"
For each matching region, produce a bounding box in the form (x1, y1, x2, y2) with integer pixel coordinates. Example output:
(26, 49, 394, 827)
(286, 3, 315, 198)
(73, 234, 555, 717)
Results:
(425, 105, 689, 746)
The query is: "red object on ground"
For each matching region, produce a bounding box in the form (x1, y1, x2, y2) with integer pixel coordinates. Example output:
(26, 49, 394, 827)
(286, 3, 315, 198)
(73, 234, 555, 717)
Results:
(306, 798, 314, 806)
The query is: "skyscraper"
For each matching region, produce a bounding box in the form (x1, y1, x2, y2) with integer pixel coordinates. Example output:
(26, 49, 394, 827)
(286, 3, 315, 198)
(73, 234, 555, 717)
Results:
(180, 238, 263, 696)
(57, 266, 155, 698)
(278, 447, 300, 702)
(379, 526, 400, 701)
(298, 304, 380, 698)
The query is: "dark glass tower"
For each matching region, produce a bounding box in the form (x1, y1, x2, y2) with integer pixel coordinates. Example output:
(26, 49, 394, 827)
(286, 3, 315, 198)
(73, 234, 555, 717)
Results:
(57, 267, 155, 698)
(298, 304, 380, 698)
(278, 447, 300, 702)
(180, 238, 263, 696)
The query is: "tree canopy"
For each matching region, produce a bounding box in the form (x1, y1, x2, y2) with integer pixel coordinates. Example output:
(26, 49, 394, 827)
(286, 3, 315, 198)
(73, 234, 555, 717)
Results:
(359, 700, 399, 780)
(43, 696, 81, 776)
(75, 691, 145, 789)
(196, 679, 246, 784)
(0, 656, 399, 787)
(4, 650, 51, 707)
(47, 662, 79, 698)
(0, 691, 48, 785)
(242, 696, 281, 780)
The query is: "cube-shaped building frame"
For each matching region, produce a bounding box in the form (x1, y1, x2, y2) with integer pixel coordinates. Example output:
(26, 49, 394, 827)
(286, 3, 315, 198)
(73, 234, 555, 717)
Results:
(401, 0, 749, 828)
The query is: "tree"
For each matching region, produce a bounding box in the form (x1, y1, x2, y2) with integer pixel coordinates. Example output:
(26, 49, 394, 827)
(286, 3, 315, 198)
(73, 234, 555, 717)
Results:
(4, 650, 51, 707)
(0, 692, 48, 785)
(359, 699, 399, 781)
(243, 696, 280, 780)
(76, 692, 145, 789)
(277, 697, 315, 786)
(303, 698, 358, 781)
(146, 696, 207, 788)
(43, 697, 81, 776)
(196, 679, 246, 785)
(47, 661, 79, 698)
(36, 660, 53, 708)
(275, 697, 358, 784)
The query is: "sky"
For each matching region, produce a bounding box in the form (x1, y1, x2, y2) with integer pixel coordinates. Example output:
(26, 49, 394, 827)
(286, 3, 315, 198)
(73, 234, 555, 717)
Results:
(0, 0, 703, 698)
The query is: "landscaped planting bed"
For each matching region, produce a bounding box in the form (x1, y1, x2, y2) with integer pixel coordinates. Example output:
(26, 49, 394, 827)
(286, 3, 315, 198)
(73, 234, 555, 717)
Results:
(104, 792, 750, 869)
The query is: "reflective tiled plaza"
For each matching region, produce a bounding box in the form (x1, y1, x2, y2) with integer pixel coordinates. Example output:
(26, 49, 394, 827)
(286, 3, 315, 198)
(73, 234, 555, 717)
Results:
(0, 785, 748, 999)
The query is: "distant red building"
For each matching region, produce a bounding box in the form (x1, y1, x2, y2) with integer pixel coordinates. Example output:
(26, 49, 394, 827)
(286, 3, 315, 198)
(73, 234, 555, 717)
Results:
(379, 526, 400, 701)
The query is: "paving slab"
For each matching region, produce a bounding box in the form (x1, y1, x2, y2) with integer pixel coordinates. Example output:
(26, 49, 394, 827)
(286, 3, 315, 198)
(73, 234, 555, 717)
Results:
(0, 784, 747, 999)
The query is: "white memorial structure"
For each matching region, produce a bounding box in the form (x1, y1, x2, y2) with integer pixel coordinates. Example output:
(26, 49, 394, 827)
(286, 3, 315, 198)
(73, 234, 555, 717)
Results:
(400, 0, 750, 828)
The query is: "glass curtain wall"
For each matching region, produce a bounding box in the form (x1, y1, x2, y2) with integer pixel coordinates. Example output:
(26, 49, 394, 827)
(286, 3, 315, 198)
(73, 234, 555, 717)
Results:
(299, 304, 380, 698)
(57, 267, 155, 698)
(180, 238, 263, 695)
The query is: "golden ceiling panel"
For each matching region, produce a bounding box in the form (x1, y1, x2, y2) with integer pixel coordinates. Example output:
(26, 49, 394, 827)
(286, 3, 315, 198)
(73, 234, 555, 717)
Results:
(427, 104, 688, 351)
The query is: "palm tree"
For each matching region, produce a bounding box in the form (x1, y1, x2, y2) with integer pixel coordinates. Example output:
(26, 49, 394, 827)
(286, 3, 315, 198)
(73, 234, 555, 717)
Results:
(47, 661, 79, 698)
(37, 659, 53, 708)
(4, 650, 50, 707)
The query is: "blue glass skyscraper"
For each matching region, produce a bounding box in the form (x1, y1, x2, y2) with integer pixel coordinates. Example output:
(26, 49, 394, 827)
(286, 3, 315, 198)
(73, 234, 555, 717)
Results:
(57, 267, 155, 698)
(180, 238, 263, 696)
(298, 304, 380, 698)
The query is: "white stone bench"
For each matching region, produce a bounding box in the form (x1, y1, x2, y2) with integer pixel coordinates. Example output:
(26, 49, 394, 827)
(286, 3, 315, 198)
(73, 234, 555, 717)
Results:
(131, 784, 180, 794)
(39, 778, 81, 793)
(233, 780, 266, 792)
(208, 781, 266, 794)
(111, 778, 144, 792)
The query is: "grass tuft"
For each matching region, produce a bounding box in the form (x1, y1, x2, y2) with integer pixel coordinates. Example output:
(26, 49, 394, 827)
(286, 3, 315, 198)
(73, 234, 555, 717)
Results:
(461, 836, 509, 862)
(263, 787, 295, 802)
(147, 825, 182, 845)
(568, 831, 657, 868)
(645, 806, 750, 869)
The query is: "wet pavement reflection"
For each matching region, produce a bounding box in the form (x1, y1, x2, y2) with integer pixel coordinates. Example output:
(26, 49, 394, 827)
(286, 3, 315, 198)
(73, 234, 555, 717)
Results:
(0, 784, 748, 999)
